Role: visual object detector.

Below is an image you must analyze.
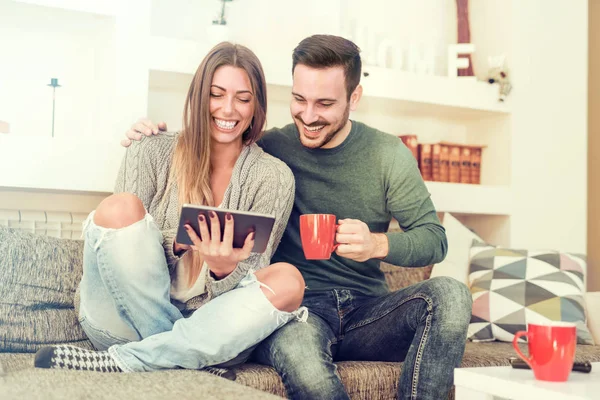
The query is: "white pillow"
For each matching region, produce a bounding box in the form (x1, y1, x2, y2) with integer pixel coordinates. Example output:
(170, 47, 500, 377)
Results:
(430, 213, 482, 284)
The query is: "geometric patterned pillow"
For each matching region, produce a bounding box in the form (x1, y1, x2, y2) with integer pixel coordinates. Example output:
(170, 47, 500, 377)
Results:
(467, 240, 595, 345)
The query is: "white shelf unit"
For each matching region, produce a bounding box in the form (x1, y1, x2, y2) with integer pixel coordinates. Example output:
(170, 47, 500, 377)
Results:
(426, 182, 512, 216)
(0, 135, 122, 194)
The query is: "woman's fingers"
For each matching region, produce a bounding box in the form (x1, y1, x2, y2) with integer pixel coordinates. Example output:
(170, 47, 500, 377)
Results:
(222, 213, 234, 250)
(184, 224, 202, 249)
(208, 211, 221, 253)
(238, 231, 255, 260)
(197, 214, 211, 252)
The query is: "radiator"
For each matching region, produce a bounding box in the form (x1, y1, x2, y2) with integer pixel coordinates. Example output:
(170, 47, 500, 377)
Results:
(0, 209, 89, 240)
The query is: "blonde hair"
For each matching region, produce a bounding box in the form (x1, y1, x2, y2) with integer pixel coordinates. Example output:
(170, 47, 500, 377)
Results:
(170, 42, 267, 285)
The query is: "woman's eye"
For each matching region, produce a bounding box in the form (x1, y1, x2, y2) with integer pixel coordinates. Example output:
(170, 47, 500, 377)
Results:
(238, 98, 251, 103)
(210, 93, 222, 98)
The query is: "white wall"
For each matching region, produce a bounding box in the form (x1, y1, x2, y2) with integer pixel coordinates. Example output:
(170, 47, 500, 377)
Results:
(509, 0, 588, 253)
(0, 1, 116, 139)
(342, 0, 456, 76)
(589, 0, 600, 291)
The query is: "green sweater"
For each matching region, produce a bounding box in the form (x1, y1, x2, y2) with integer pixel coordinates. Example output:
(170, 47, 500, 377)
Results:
(258, 121, 447, 297)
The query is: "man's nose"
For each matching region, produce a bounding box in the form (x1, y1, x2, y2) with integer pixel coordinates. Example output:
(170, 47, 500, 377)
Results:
(302, 105, 319, 125)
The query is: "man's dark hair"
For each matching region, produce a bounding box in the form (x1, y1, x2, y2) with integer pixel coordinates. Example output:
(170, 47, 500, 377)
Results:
(292, 35, 361, 100)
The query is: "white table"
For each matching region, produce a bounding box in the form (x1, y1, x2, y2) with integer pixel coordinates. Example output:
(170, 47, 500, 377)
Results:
(454, 363, 600, 400)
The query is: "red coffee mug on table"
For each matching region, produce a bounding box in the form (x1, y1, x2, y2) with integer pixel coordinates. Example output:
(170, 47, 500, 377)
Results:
(512, 321, 577, 382)
(299, 214, 339, 260)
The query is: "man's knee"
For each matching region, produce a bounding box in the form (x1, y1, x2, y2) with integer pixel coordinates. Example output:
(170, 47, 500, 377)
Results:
(256, 263, 305, 312)
(94, 193, 146, 229)
(427, 276, 473, 325)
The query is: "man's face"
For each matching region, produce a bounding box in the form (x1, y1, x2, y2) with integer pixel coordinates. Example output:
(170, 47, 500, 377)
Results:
(290, 64, 355, 149)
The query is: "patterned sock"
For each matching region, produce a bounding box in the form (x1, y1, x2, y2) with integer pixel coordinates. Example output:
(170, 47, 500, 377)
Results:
(34, 345, 122, 373)
(202, 366, 237, 381)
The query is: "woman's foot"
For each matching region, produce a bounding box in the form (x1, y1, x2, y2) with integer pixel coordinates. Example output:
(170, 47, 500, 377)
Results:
(34, 345, 122, 372)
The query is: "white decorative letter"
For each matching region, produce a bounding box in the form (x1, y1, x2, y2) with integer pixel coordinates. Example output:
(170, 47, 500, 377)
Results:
(447, 43, 475, 78)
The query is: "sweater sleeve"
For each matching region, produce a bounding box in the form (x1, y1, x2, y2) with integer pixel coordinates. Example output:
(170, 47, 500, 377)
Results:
(114, 136, 181, 272)
(206, 160, 295, 299)
(382, 142, 448, 267)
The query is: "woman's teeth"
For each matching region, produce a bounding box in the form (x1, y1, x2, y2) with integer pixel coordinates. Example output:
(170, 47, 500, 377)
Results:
(215, 118, 237, 130)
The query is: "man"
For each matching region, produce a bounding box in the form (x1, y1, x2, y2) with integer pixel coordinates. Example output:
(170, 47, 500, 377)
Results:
(124, 35, 472, 400)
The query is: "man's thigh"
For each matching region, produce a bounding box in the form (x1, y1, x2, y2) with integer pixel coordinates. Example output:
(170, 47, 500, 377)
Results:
(253, 312, 337, 367)
(337, 280, 436, 362)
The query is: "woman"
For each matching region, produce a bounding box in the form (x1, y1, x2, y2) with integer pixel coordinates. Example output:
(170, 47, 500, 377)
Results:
(34, 42, 306, 374)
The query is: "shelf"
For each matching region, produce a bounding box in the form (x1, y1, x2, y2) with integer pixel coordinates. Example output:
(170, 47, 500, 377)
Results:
(426, 182, 512, 216)
(359, 66, 511, 119)
(0, 135, 123, 194)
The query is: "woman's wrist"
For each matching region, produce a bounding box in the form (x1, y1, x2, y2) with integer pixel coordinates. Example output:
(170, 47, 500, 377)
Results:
(208, 262, 238, 280)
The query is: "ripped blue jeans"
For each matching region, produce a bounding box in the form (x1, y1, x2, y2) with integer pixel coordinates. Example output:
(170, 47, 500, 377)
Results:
(78, 211, 307, 372)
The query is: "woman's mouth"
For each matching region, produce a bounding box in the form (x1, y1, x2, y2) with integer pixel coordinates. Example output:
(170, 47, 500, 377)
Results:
(214, 118, 238, 131)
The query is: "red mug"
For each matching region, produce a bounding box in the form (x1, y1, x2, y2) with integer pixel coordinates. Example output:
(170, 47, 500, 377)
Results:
(512, 322, 577, 382)
(299, 214, 339, 260)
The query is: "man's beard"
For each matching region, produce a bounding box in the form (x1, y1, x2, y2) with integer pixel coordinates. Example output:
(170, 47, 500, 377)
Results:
(296, 104, 350, 149)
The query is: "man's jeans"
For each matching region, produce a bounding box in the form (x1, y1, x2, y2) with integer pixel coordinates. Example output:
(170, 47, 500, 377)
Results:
(253, 277, 472, 400)
(78, 211, 306, 372)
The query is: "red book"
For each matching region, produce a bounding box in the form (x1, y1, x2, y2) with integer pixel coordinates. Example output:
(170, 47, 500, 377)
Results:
(470, 147, 483, 184)
(448, 145, 461, 183)
(418, 144, 433, 181)
(460, 147, 472, 184)
(440, 145, 450, 182)
(432, 144, 442, 181)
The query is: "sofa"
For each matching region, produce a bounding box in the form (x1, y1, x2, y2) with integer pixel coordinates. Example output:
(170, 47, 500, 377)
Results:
(1, 224, 600, 400)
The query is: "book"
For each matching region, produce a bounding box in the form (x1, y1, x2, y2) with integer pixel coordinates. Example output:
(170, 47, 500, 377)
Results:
(432, 143, 441, 181)
(460, 147, 472, 184)
(449, 145, 461, 183)
(440, 145, 450, 182)
(418, 144, 433, 181)
(398, 135, 419, 160)
(470, 147, 483, 184)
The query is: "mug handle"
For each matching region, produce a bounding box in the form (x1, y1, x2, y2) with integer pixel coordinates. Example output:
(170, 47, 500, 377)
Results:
(332, 224, 341, 252)
(512, 331, 533, 369)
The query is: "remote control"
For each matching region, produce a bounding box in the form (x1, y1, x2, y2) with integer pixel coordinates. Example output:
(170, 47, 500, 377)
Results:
(509, 357, 592, 373)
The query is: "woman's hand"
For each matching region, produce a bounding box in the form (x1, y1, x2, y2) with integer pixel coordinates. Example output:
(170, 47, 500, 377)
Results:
(184, 211, 254, 279)
(173, 241, 190, 256)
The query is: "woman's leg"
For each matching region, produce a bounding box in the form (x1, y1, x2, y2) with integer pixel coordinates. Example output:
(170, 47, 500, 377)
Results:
(78, 193, 183, 350)
(37, 262, 307, 372)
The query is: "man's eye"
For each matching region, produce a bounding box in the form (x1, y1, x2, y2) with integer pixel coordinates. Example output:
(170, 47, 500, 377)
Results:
(321, 103, 333, 107)
(293, 97, 305, 102)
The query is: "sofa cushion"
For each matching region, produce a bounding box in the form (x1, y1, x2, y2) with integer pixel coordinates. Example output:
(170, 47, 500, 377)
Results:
(0, 226, 92, 352)
(430, 213, 482, 284)
(5, 342, 600, 400)
(467, 240, 595, 345)
(0, 353, 279, 400)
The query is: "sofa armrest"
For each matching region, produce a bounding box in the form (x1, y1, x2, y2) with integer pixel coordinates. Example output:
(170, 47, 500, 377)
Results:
(586, 291, 600, 345)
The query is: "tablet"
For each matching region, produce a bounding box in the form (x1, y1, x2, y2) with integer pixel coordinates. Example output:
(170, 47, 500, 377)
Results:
(175, 204, 276, 254)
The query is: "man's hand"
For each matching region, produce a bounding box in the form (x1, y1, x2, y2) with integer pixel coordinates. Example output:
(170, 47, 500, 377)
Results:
(121, 118, 168, 147)
(335, 219, 389, 262)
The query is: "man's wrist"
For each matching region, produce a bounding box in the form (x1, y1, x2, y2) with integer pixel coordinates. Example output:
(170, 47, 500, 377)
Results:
(370, 233, 389, 259)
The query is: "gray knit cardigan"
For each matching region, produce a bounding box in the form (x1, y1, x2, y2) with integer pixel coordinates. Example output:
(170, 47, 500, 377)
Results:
(110, 132, 295, 313)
